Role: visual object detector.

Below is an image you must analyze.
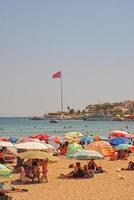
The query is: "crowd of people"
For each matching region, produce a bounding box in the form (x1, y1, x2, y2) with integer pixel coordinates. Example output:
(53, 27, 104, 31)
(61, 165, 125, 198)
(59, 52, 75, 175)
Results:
(59, 159, 104, 179)
(19, 158, 48, 183)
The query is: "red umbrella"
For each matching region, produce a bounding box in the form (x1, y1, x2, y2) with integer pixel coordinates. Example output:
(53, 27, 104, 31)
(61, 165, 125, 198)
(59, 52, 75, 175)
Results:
(111, 130, 128, 137)
(29, 134, 50, 141)
(129, 146, 134, 151)
(123, 134, 134, 139)
(0, 137, 9, 142)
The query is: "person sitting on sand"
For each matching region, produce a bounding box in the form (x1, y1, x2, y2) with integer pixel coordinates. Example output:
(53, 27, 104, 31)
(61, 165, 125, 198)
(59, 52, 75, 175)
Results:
(83, 165, 94, 178)
(20, 161, 33, 182)
(88, 159, 104, 173)
(32, 159, 39, 181)
(88, 159, 98, 171)
(121, 161, 134, 171)
(59, 162, 84, 178)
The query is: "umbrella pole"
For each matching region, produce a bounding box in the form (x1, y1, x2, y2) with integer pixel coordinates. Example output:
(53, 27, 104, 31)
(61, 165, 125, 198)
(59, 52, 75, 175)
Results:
(100, 160, 101, 167)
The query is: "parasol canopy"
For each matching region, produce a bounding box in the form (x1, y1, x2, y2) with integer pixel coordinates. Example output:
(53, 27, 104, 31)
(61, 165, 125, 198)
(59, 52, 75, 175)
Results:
(109, 137, 131, 146)
(17, 151, 58, 162)
(29, 134, 50, 141)
(0, 164, 12, 178)
(16, 137, 37, 144)
(14, 142, 49, 150)
(111, 130, 128, 137)
(66, 143, 83, 157)
(64, 132, 83, 138)
(68, 150, 104, 160)
(115, 143, 132, 151)
(86, 141, 114, 157)
(0, 141, 13, 147)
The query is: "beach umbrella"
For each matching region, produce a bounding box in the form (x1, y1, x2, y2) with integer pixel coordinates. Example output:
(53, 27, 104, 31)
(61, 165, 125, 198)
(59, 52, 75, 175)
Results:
(53, 135, 62, 144)
(0, 141, 13, 147)
(16, 137, 37, 144)
(109, 137, 131, 146)
(94, 135, 101, 141)
(111, 130, 128, 137)
(128, 146, 134, 151)
(9, 137, 18, 144)
(81, 136, 93, 143)
(64, 136, 80, 143)
(29, 134, 50, 141)
(17, 151, 58, 162)
(64, 132, 83, 138)
(0, 164, 12, 178)
(86, 141, 114, 157)
(115, 144, 132, 151)
(68, 150, 104, 160)
(6, 147, 17, 156)
(66, 143, 83, 157)
(41, 143, 56, 152)
(123, 134, 134, 139)
(14, 142, 49, 150)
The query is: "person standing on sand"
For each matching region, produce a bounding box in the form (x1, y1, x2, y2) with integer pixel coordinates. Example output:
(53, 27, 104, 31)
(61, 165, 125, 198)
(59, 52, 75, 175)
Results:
(41, 158, 48, 182)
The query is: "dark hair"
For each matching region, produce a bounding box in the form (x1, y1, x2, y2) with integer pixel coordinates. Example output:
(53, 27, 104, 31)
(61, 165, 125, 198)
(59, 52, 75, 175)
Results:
(76, 162, 81, 167)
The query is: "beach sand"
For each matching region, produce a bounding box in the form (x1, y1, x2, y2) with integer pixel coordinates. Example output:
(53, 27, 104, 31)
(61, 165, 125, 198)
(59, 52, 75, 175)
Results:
(10, 156, 134, 200)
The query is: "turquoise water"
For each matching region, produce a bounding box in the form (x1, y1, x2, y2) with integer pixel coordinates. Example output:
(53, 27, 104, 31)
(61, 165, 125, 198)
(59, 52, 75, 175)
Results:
(0, 118, 134, 138)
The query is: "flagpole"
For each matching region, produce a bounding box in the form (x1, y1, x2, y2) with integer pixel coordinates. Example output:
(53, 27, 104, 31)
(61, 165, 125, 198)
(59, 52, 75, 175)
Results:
(61, 72, 63, 112)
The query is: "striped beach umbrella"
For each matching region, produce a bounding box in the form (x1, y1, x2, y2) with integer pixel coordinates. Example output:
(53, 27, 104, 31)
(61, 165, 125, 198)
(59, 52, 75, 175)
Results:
(68, 150, 104, 160)
(85, 141, 114, 157)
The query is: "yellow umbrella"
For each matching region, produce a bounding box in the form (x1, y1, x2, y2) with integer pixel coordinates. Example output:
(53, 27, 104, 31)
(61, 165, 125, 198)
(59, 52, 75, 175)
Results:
(64, 132, 83, 138)
(64, 136, 80, 143)
(17, 151, 58, 162)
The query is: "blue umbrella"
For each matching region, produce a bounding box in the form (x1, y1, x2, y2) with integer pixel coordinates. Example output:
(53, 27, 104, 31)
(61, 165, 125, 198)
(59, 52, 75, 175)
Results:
(109, 137, 131, 146)
(9, 137, 18, 144)
(81, 136, 93, 143)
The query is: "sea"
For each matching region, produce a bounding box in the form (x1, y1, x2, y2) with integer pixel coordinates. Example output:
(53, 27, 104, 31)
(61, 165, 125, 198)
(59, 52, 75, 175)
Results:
(0, 117, 134, 139)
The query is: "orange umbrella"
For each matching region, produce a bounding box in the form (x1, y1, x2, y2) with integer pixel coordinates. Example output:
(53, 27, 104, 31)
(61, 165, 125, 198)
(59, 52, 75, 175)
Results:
(85, 141, 114, 157)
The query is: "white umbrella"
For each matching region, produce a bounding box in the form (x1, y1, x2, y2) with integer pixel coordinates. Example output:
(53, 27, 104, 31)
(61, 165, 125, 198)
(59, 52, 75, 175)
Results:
(14, 142, 49, 150)
(0, 141, 13, 147)
(45, 143, 56, 150)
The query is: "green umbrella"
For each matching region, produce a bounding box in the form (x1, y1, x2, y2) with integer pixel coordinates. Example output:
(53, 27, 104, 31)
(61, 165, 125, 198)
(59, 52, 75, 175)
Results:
(116, 144, 132, 151)
(68, 150, 104, 160)
(66, 143, 83, 157)
(0, 164, 12, 178)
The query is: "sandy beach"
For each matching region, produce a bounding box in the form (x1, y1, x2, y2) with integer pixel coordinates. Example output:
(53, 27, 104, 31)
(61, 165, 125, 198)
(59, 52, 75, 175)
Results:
(10, 156, 134, 200)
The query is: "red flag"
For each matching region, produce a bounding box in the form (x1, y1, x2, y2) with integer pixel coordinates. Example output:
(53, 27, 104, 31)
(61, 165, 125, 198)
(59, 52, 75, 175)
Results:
(52, 71, 61, 78)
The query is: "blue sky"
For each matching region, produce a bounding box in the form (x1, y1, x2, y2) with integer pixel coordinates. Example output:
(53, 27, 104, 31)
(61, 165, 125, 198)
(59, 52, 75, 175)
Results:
(0, 0, 134, 116)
